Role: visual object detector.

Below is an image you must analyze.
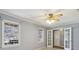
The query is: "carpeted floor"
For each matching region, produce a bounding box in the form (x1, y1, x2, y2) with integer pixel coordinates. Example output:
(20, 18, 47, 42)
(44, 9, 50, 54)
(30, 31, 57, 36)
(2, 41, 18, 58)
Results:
(40, 47, 64, 50)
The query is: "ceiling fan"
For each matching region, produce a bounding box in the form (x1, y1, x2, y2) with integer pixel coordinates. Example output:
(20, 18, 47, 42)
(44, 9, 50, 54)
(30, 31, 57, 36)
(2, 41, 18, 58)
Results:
(46, 13, 63, 24)
(29, 9, 63, 24)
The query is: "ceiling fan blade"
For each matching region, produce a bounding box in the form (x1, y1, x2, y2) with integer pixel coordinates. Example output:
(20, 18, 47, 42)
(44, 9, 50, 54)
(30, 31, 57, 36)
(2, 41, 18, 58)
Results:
(55, 14, 63, 17)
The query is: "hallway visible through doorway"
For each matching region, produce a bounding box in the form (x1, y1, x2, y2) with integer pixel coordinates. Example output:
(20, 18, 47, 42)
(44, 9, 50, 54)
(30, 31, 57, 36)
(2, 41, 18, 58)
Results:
(53, 29, 64, 49)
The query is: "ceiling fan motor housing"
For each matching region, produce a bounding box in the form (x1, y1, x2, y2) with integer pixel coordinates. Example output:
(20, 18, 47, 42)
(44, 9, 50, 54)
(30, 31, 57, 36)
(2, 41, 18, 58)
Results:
(48, 13, 53, 18)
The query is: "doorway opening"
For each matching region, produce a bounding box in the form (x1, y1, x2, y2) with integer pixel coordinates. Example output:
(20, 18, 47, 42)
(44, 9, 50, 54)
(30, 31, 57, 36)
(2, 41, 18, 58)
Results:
(53, 29, 64, 49)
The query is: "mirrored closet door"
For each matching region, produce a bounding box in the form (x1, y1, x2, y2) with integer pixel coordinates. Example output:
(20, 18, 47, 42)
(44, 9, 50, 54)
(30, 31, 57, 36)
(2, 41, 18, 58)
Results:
(47, 30, 53, 48)
(64, 27, 72, 50)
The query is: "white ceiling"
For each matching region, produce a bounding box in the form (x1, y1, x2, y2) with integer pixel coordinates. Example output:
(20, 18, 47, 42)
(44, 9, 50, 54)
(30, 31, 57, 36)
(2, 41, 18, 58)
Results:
(0, 9, 79, 28)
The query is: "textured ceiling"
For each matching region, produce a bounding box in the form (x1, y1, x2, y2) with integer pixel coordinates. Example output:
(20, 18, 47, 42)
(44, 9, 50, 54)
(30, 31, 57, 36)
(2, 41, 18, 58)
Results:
(0, 9, 79, 28)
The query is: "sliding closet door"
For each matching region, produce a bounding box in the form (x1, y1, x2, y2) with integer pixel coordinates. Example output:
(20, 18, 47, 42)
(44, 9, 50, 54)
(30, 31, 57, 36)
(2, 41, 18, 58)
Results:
(47, 30, 53, 48)
(64, 27, 72, 50)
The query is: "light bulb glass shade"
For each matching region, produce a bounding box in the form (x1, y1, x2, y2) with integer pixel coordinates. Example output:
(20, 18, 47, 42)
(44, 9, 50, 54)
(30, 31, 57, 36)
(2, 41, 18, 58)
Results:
(46, 20, 51, 24)
(46, 20, 55, 24)
(51, 20, 55, 23)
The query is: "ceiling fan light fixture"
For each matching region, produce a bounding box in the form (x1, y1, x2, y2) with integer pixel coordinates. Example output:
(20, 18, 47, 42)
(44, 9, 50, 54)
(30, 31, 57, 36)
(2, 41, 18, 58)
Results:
(46, 20, 55, 24)
(51, 20, 55, 23)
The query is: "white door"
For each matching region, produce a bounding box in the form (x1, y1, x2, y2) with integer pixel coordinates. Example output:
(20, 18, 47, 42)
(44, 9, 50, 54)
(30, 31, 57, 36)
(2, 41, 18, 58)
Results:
(64, 27, 72, 50)
(47, 30, 53, 48)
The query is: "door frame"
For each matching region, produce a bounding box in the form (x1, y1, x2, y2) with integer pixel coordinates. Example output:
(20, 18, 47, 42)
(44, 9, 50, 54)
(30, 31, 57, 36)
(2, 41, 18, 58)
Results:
(53, 28, 64, 48)
(53, 30, 61, 48)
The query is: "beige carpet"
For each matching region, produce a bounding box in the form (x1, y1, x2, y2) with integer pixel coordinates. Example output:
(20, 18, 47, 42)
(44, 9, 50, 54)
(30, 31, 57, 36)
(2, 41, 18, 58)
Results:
(40, 47, 64, 50)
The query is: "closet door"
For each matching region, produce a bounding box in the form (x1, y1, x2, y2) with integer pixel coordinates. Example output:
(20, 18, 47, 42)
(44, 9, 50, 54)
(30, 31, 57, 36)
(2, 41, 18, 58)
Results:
(47, 30, 53, 48)
(64, 27, 72, 50)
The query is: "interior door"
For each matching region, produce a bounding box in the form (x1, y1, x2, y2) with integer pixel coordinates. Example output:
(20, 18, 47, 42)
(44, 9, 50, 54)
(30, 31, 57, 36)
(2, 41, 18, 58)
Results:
(47, 30, 53, 48)
(53, 30, 60, 47)
(64, 27, 72, 50)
